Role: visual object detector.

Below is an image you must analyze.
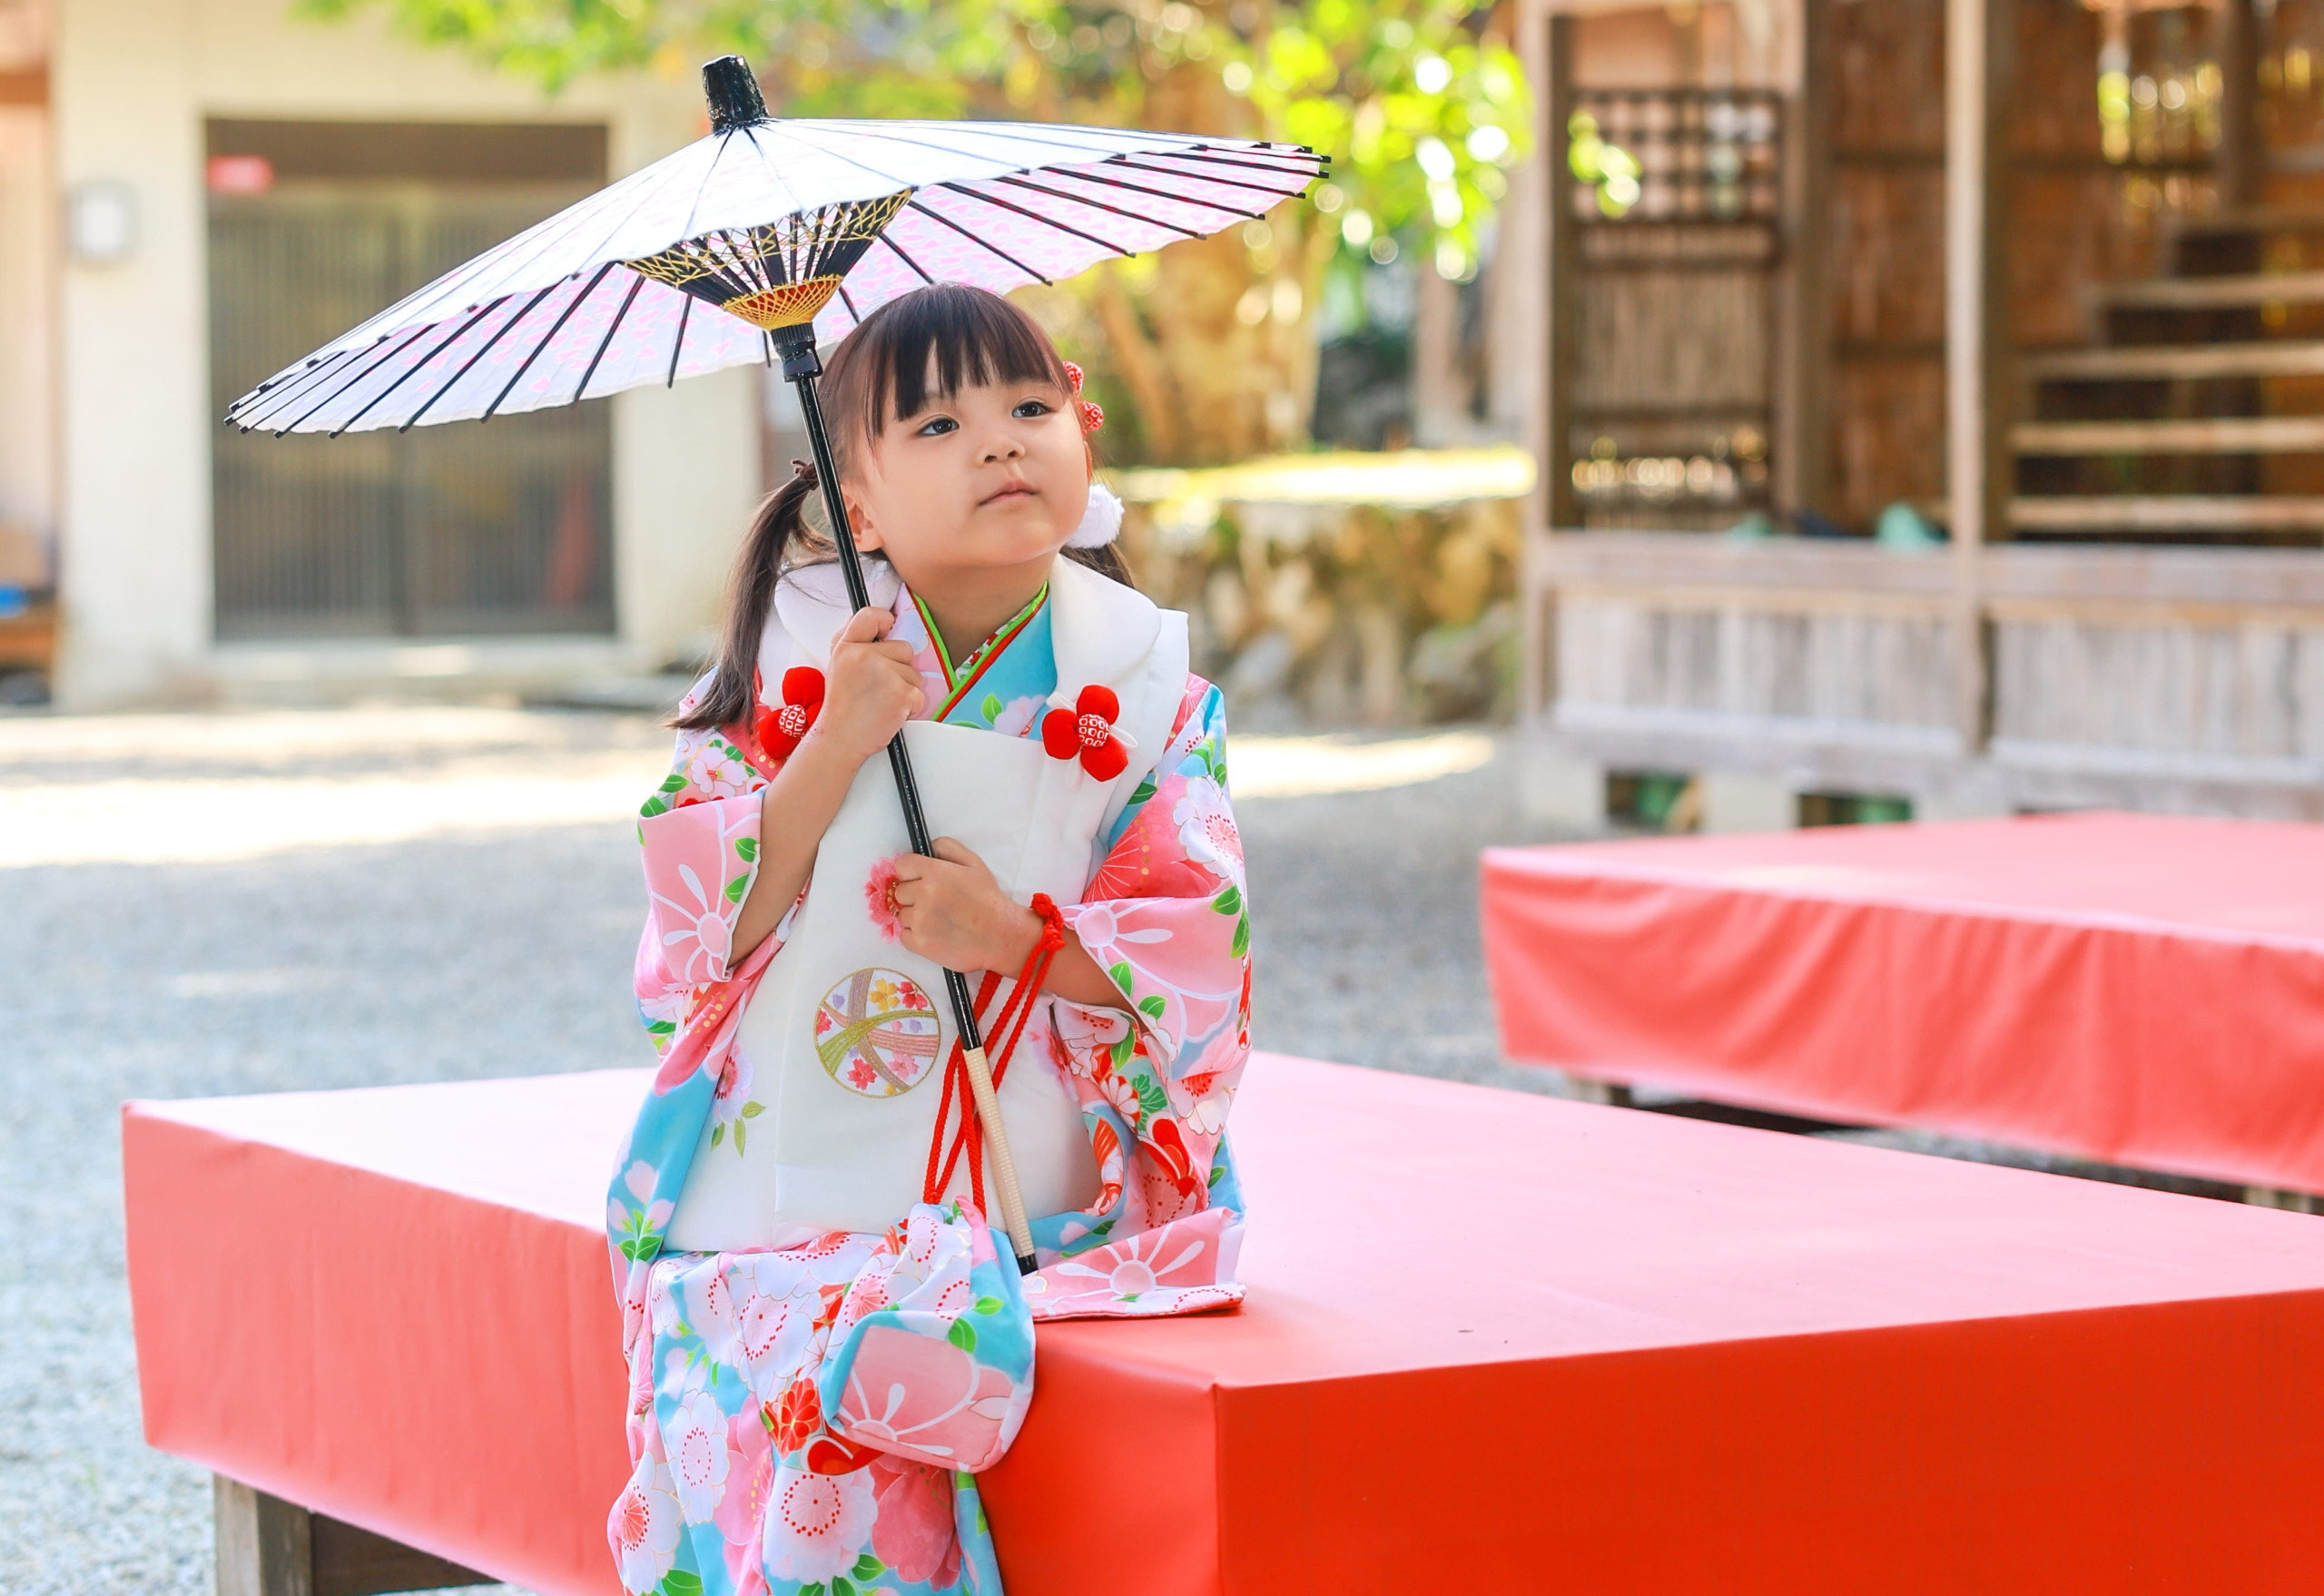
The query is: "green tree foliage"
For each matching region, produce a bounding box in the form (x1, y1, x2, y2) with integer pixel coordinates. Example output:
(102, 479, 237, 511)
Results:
(302, 0, 1530, 459)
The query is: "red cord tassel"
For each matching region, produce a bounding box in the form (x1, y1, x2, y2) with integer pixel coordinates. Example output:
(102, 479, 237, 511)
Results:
(921, 895, 1068, 1211)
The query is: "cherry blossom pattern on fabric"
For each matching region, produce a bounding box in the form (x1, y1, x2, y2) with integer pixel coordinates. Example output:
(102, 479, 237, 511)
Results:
(813, 968, 940, 1098)
(1173, 774, 1245, 889)
(1041, 683, 1133, 782)
(863, 852, 905, 942)
(755, 665, 826, 759)
(607, 1457, 682, 1594)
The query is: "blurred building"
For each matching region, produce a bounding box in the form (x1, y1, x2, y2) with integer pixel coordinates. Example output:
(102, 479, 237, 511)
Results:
(1, 0, 762, 709)
(1516, 0, 2324, 825)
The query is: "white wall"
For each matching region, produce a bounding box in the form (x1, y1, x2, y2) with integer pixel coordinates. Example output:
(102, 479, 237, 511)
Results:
(50, 0, 757, 705)
(0, 103, 54, 585)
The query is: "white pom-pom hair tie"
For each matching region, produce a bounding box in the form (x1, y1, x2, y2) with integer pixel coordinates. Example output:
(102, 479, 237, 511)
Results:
(1068, 480, 1124, 549)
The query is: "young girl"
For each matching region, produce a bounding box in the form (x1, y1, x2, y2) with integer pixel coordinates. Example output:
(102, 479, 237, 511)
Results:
(606, 284, 1252, 1596)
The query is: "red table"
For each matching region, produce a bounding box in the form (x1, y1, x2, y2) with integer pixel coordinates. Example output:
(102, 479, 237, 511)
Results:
(1483, 811, 2324, 1195)
(127, 1051, 2324, 1594)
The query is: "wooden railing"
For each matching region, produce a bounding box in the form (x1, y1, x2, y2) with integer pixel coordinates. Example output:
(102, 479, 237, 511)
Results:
(1521, 529, 2324, 816)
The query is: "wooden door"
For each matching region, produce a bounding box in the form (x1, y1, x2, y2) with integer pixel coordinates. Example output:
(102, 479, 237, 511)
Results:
(209, 174, 613, 638)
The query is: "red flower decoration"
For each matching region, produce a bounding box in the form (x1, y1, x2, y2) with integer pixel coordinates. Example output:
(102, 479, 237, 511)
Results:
(1042, 684, 1131, 782)
(754, 666, 826, 758)
(773, 1376, 823, 1455)
(1063, 361, 1103, 433)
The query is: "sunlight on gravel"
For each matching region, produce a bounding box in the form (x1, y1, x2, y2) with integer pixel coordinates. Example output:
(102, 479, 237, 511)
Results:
(0, 713, 1500, 865)
(1229, 730, 1494, 798)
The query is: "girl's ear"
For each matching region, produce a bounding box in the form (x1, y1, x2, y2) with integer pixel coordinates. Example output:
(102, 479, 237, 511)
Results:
(842, 488, 885, 553)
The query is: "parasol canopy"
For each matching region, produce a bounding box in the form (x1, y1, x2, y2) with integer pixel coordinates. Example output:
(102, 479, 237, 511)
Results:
(226, 58, 1324, 437)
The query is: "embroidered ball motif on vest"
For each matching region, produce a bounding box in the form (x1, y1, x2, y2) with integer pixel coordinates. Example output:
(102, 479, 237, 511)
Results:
(812, 967, 940, 1098)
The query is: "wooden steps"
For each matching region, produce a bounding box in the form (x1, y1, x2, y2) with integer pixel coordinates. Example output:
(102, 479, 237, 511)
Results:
(2024, 341, 2324, 381)
(2096, 271, 2324, 310)
(2014, 417, 2324, 455)
(2011, 496, 2324, 532)
(2008, 208, 2324, 543)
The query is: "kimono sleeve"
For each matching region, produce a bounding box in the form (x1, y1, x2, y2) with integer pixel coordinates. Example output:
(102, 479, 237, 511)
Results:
(1057, 676, 1250, 1090)
(634, 678, 770, 1025)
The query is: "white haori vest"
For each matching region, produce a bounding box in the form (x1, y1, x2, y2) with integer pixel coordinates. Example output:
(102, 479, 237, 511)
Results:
(666, 554, 1190, 1252)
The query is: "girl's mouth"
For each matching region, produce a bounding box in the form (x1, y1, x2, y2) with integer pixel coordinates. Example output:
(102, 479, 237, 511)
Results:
(981, 483, 1038, 506)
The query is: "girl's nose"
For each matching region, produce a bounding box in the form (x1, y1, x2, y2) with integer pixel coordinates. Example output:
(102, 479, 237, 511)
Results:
(980, 435, 1024, 463)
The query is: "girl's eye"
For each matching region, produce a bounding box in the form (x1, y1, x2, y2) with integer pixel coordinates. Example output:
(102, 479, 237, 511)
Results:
(1012, 399, 1053, 419)
(913, 415, 959, 437)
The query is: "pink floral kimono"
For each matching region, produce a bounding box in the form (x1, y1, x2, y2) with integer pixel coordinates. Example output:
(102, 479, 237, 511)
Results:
(605, 560, 1252, 1596)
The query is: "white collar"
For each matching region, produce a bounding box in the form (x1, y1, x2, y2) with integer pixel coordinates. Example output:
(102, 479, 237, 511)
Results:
(767, 557, 902, 674)
(768, 554, 1161, 708)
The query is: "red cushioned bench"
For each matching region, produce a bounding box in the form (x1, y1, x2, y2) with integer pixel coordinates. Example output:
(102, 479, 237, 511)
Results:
(128, 1053, 2324, 1595)
(1482, 810, 2324, 1197)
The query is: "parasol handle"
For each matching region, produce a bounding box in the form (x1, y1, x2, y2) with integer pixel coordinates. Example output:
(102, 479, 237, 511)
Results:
(779, 330, 1042, 1277)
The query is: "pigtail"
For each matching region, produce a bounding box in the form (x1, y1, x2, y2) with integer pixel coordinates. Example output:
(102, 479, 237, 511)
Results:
(672, 464, 819, 733)
(1061, 419, 1134, 587)
(1063, 540, 1133, 586)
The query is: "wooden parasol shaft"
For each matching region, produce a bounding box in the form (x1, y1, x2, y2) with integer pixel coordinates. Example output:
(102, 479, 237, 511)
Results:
(778, 329, 1041, 1276)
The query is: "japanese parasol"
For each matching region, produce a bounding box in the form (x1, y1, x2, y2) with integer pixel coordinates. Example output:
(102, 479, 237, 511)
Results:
(229, 56, 1324, 1273)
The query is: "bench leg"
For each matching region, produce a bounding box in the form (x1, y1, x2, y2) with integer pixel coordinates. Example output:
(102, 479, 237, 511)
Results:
(216, 1475, 310, 1596)
(1558, 1074, 1633, 1108)
(2244, 1186, 2321, 1215)
(215, 1475, 497, 1596)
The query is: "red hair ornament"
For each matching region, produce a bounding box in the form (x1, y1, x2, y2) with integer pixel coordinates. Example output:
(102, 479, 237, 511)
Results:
(1042, 684, 1135, 782)
(1064, 361, 1104, 434)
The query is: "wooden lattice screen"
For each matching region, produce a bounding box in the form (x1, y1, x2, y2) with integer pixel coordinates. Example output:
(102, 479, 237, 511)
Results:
(1564, 87, 1783, 531)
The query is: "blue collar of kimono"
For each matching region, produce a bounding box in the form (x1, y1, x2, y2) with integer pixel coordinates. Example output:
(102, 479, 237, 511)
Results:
(894, 582, 1057, 734)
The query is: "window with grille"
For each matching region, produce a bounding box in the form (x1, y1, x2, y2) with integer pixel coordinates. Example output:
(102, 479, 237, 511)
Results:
(207, 121, 614, 639)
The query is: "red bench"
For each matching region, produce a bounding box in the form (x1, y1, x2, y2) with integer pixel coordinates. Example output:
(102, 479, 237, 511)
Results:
(129, 1052, 2324, 1594)
(1483, 811, 2324, 1196)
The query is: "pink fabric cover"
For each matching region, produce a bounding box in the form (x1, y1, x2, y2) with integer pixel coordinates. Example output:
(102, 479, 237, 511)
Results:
(126, 1053, 2324, 1595)
(1483, 811, 2324, 1191)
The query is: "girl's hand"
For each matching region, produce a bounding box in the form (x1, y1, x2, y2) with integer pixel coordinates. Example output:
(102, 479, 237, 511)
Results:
(807, 606, 924, 764)
(889, 839, 1041, 974)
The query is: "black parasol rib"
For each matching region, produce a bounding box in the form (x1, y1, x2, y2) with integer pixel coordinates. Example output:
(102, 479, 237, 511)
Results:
(934, 183, 1137, 259)
(574, 273, 649, 404)
(231, 344, 364, 432)
(327, 300, 504, 438)
(874, 230, 937, 284)
(400, 278, 565, 433)
(272, 326, 435, 436)
(482, 262, 618, 421)
(665, 294, 695, 389)
(1022, 167, 1265, 221)
(1108, 155, 1325, 199)
(903, 198, 1054, 284)
(992, 174, 1208, 238)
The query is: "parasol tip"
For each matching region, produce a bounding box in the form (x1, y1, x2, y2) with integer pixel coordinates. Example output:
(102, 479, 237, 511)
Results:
(703, 55, 770, 133)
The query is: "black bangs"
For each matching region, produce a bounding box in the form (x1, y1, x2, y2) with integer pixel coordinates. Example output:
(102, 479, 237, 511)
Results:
(824, 283, 1072, 445)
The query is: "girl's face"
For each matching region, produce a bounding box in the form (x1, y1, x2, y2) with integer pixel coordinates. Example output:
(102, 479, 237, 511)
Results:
(842, 363, 1091, 596)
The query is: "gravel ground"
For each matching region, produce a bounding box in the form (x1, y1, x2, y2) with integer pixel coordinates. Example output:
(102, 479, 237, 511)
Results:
(0, 707, 1565, 1596)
